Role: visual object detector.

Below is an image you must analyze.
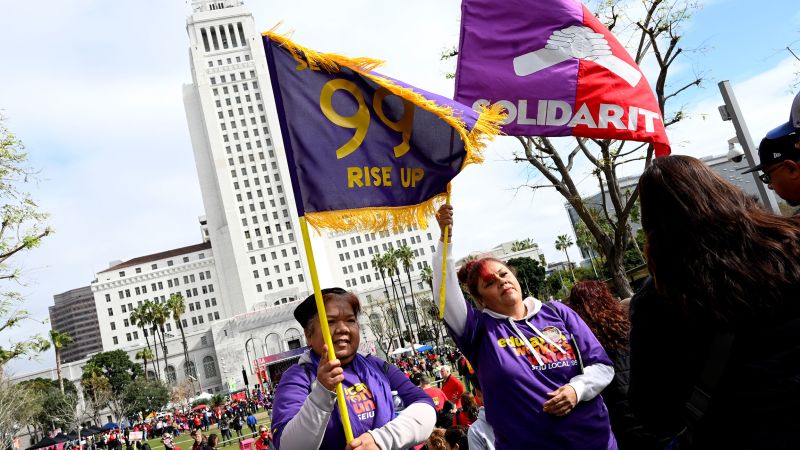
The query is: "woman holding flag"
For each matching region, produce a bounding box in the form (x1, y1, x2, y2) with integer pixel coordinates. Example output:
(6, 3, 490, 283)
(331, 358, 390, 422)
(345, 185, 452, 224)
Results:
(271, 288, 436, 450)
(433, 204, 616, 449)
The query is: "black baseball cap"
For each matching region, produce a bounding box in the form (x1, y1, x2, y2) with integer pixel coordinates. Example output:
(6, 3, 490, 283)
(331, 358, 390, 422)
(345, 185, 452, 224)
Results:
(741, 134, 800, 174)
(293, 287, 348, 328)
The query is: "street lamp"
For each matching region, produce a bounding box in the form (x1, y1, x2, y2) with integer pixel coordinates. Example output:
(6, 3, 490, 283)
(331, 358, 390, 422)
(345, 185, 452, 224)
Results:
(718, 80, 780, 213)
(188, 375, 202, 396)
(244, 336, 256, 375)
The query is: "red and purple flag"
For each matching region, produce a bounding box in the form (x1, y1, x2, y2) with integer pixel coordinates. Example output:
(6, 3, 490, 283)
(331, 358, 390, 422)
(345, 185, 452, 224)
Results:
(454, 0, 670, 156)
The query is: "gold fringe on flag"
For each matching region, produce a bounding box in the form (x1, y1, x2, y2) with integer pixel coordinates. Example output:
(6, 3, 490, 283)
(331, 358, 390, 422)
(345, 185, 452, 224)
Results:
(263, 30, 506, 233)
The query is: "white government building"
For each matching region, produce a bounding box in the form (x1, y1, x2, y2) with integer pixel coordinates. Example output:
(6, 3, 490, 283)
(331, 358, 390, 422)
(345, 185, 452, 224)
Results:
(13, 0, 441, 429)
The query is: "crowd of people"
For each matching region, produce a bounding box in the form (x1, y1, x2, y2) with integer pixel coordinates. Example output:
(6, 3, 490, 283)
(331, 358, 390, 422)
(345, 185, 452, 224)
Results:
(264, 96, 800, 450)
(50, 95, 800, 450)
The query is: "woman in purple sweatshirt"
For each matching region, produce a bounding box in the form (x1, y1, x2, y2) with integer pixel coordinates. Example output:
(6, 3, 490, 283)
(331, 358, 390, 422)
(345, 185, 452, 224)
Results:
(271, 288, 436, 450)
(433, 205, 616, 450)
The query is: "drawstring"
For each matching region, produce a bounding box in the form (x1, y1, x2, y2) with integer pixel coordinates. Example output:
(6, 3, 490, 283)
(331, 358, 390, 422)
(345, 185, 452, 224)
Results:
(508, 319, 545, 366)
(526, 320, 566, 354)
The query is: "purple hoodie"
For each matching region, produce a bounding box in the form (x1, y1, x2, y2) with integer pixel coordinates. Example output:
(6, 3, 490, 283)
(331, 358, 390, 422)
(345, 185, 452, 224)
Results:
(271, 350, 434, 449)
(449, 298, 616, 449)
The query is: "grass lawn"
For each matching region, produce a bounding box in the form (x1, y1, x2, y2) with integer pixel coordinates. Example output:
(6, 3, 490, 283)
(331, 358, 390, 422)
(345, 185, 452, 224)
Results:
(143, 410, 272, 450)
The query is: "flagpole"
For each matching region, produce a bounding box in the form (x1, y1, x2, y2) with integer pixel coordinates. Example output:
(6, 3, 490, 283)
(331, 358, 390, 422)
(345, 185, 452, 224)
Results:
(299, 216, 355, 443)
(438, 191, 450, 320)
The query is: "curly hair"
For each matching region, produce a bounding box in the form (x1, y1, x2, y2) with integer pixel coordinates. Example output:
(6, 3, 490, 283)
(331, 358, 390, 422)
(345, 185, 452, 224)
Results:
(424, 428, 447, 450)
(460, 391, 480, 422)
(639, 155, 800, 327)
(567, 281, 630, 353)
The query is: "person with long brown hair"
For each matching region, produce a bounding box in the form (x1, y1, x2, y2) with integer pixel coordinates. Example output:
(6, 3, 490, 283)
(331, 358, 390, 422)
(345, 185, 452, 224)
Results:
(631, 155, 800, 449)
(568, 281, 659, 450)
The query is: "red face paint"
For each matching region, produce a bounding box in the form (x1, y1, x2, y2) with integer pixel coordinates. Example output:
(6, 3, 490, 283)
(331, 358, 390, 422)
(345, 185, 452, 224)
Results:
(477, 260, 495, 283)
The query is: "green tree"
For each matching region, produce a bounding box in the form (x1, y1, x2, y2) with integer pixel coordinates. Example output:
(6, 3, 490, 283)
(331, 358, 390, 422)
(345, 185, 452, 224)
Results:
(130, 303, 159, 378)
(81, 371, 112, 425)
(82, 350, 142, 396)
(0, 374, 41, 449)
(121, 378, 170, 419)
(397, 245, 426, 341)
(135, 347, 155, 378)
(166, 293, 190, 374)
(420, 265, 434, 298)
(384, 250, 417, 345)
(149, 302, 170, 377)
(506, 257, 547, 298)
(18, 378, 78, 437)
(373, 252, 404, 347)
(545, 271, 567, 300)
(554, 234, 576, 282)
(0, 115, 53, 365)
(82, 350, 142, 422)
(510, 238, 537, 252)
(49, 329, 73, 394)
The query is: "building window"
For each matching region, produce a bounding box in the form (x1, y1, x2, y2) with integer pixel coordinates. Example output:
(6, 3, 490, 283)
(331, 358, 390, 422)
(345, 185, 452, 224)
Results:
(184, 361, 197, 379)
(112, 336, 118, 345)
(166, 366, 177, 384)
(110, 322, 116, 331)
(203, 356, 218, 378)
(108, 308, 113, 316)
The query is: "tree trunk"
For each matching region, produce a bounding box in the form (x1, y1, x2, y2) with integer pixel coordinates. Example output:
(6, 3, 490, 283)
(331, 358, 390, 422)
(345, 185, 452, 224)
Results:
(143, 330, 159, 378)
(607, 246, 634, 298)
(396, 272, 418, 343)
(179, 321, 190, 370)
(160, 325, 169, 376)
(390, 277, 414, 347)
(563, 250, 576, 282)
(151, 326, 162, 379)
(55, 348, 64, 394)
(405, 269, 426, 342)
(380, 272, 404, 346)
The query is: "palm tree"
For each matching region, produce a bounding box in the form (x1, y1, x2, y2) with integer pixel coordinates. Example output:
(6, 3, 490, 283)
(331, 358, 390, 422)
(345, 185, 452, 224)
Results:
(135, 347, 155, 377)
(420, 265, 434, 298)
(511, 238, 536, 252)
(49, 330, 73, 394)
(397, 244, 426, 340)
(167, 293, 190, 371)
(373, 253, 404, 347)
(384, 250, 415, 346)
(131, 303, 159, 378)
(555, 234, 576, 282)
(149, 302, 170, 375)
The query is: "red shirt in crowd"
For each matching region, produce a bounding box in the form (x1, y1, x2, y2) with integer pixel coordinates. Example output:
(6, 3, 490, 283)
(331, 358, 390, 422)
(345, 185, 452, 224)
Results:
(441, 375, 465, 408)
(452, 410, 476, 428)
(423, 386, 448, 411)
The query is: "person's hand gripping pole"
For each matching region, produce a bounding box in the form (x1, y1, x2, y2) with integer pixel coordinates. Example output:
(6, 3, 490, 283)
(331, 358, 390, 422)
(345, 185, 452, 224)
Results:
(298, 216, 354, 442)
(436, 198, 453, 320)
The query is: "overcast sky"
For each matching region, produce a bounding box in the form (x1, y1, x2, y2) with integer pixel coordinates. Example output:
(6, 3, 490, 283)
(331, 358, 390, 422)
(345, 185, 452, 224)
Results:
(1, 0, 798, 375)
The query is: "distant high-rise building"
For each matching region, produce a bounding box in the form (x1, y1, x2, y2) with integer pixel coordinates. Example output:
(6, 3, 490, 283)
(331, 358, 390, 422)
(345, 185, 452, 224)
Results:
(49, 286, 103, 363)
(183, 0, 311, 315)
